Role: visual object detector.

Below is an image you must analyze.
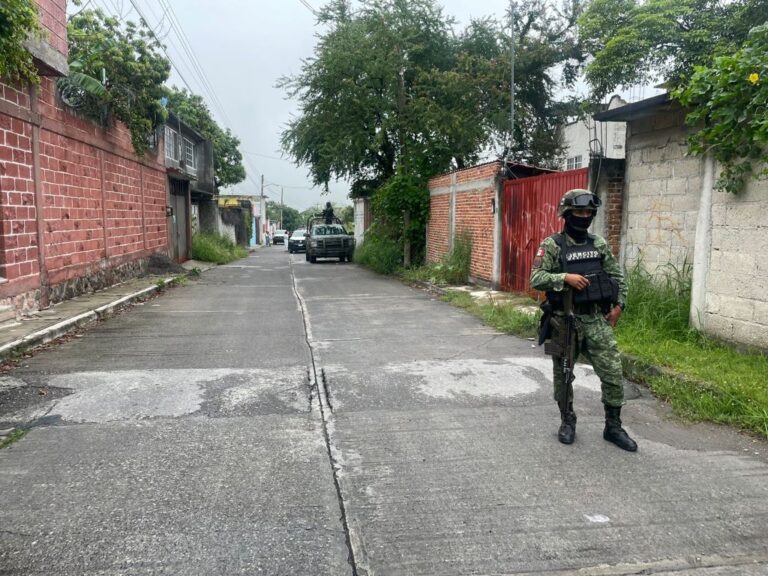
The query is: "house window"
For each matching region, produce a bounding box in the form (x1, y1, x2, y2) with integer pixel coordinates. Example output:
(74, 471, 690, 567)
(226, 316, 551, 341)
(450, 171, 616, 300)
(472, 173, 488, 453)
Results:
(165, 126, 179, 161)
(183, 138, 197, 170)
(566, 155, 582, 170)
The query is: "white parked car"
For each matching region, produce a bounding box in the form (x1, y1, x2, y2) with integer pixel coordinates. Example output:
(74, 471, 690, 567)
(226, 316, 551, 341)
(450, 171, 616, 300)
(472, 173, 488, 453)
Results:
(272, 230, 287, 245)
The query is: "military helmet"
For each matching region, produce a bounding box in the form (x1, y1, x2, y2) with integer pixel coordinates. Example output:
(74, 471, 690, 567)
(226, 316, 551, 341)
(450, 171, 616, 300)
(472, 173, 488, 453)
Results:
(557, 189, 601, 218)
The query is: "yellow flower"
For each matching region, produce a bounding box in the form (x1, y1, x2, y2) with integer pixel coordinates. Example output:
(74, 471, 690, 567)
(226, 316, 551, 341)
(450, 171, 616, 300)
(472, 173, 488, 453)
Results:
(748, 73, 759, 85)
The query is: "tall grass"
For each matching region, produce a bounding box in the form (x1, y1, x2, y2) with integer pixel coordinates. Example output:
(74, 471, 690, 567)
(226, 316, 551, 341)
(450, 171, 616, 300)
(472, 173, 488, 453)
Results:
(403, 229, 473, 285)
(616, 260, 768, 438)
(191, 233, 248, 264)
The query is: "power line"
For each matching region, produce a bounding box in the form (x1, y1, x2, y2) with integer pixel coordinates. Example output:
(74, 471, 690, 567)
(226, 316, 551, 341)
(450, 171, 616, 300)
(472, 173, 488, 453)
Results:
(156, 0, 233, 128)
(118, 0, 197, 96)
(298, 0, 317, 15)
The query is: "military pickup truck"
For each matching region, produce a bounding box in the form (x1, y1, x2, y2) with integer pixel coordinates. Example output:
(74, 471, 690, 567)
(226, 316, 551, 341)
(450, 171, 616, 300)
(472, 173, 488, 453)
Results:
(304, 217, 354, 263)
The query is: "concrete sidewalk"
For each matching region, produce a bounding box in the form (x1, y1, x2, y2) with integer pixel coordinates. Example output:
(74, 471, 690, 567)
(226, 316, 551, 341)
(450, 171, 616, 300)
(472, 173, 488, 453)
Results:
(0, 260, 215, 363)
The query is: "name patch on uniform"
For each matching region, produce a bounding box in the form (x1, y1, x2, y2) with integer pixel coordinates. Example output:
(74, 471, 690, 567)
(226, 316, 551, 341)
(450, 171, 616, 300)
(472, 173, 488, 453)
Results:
(566, 250, 600, 261)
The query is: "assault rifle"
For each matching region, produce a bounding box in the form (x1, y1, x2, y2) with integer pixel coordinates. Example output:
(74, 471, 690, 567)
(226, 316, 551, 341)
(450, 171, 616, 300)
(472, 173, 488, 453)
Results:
(541, 233, 577, 413)
(559, 288, 577, 416)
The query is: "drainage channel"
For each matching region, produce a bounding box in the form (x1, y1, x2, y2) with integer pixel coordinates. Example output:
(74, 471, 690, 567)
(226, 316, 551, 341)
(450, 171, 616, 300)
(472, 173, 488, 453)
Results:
(289, 256, 362, 576)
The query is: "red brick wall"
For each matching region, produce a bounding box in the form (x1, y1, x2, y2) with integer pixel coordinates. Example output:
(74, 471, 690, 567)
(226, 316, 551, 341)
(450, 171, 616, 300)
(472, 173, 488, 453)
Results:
(455, 189, 495, 281)
(40, 132, 102, 277)
(427, 194, 449, 264)
(0, 114, 37, 282)
(0, 73, 169, 311)
(36, 0, 68, 57)
(427, 161, 500, 284)
(604, 174, 624, 258)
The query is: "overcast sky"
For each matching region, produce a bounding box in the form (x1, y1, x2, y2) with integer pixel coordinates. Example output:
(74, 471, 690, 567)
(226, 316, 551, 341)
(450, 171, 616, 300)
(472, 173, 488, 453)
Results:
(82, 0, 656, 211)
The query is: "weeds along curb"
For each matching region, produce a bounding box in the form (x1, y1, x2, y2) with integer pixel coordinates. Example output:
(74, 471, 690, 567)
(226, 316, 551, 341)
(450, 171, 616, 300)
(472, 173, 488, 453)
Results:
(406, 279, 450, 297)
(0, 276, 179, 362)
(620, 352, 729, 399)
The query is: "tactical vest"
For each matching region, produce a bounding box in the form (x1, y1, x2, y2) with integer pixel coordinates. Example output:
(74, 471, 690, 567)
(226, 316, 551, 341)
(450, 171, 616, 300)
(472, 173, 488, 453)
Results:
(546, 234, 618, 312)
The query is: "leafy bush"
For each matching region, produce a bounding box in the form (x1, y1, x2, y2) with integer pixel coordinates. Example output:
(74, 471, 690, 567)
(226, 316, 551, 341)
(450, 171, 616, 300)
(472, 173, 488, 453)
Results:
(0, 0, 41, 84)
(353, 227, 402, 275)
(674, 24, 768, 194)
(191, 233, 247, 264)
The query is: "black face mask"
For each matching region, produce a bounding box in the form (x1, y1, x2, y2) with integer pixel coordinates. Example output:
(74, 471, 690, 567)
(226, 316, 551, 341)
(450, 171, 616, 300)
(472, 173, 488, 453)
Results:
(564, 213, 594, 241)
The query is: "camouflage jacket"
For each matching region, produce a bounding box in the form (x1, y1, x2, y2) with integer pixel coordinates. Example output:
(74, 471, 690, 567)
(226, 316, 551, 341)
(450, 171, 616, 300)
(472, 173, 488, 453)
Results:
(529, 232, 627, 309)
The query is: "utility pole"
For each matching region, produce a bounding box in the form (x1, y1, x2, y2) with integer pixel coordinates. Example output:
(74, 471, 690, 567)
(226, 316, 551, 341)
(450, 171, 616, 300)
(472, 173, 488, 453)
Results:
(509, 0, 516, 160)
(260, 174, 266, 237)
(280, 186, 284, 230)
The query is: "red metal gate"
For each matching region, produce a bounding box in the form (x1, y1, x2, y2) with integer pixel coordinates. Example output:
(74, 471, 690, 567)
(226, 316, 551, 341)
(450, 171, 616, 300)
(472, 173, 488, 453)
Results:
(501, 168, 588, 293)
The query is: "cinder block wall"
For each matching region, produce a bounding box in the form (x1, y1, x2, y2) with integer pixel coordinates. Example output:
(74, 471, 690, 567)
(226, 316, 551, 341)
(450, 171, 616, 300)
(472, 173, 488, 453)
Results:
(427, 162, 499, 284)
(622, 107, 701, 271)
(623, 103, 768, 350)
(0, 0, 169, 314)
(707, 177, 768, 349)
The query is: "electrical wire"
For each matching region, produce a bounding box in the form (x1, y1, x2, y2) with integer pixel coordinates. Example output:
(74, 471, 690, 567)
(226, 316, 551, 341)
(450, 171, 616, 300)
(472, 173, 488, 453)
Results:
(298, 0, 317, 15)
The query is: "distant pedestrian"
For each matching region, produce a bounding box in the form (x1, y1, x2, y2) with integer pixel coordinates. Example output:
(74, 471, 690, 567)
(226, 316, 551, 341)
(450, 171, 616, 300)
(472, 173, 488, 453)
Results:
(530, 189, 636, 452)
(264, 232, 271, 247)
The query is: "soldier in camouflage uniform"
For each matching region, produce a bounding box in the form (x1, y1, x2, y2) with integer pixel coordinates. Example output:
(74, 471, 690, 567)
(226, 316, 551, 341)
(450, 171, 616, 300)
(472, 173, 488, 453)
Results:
(530, 189, 637, 452)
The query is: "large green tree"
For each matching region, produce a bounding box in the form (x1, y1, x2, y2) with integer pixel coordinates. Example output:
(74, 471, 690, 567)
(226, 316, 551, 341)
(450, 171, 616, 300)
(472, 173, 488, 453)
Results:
(165, 88, 246, 188)
(63, 8, 170, 155)
(579, 0, 768, 193)
(280, 0, 583, 266)
(266, 201, 302, 231)
(579, 0, 767, 99)
(280, 0, 583, 198)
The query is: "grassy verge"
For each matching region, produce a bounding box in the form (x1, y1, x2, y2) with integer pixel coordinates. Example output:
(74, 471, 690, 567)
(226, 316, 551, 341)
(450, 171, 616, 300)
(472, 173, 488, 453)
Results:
(615, 263, 768, 438)
(429, 261, 768, 439)
(441, 290, 540, 340)
(191, 233, 248, 264)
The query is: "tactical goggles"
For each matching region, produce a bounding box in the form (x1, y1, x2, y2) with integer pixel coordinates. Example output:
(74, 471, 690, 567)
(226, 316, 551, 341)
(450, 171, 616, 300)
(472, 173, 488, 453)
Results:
(570, 193, 601, 209)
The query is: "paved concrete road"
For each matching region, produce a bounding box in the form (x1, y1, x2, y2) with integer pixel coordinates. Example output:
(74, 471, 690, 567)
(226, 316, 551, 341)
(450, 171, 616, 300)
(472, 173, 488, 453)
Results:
(2, 248, 767, 575)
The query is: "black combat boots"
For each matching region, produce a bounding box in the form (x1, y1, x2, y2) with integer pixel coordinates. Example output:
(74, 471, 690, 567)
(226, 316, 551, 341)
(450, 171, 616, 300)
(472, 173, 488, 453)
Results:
(603, 405, 638, 452)
(558, 403, 577, 444)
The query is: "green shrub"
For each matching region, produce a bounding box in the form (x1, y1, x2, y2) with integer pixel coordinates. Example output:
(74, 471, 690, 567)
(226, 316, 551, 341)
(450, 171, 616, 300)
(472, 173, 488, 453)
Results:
(191, 233, 247, 264)
(354, 229, 402, 275)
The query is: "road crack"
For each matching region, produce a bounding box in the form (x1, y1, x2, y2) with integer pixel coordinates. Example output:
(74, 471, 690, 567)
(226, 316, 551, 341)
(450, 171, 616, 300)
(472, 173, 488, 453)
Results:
(289, 256, 361, 576)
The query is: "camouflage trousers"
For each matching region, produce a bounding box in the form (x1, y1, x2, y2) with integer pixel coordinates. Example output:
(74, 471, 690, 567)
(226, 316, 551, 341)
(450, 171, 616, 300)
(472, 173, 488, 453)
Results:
(550, 313, 624, 408)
